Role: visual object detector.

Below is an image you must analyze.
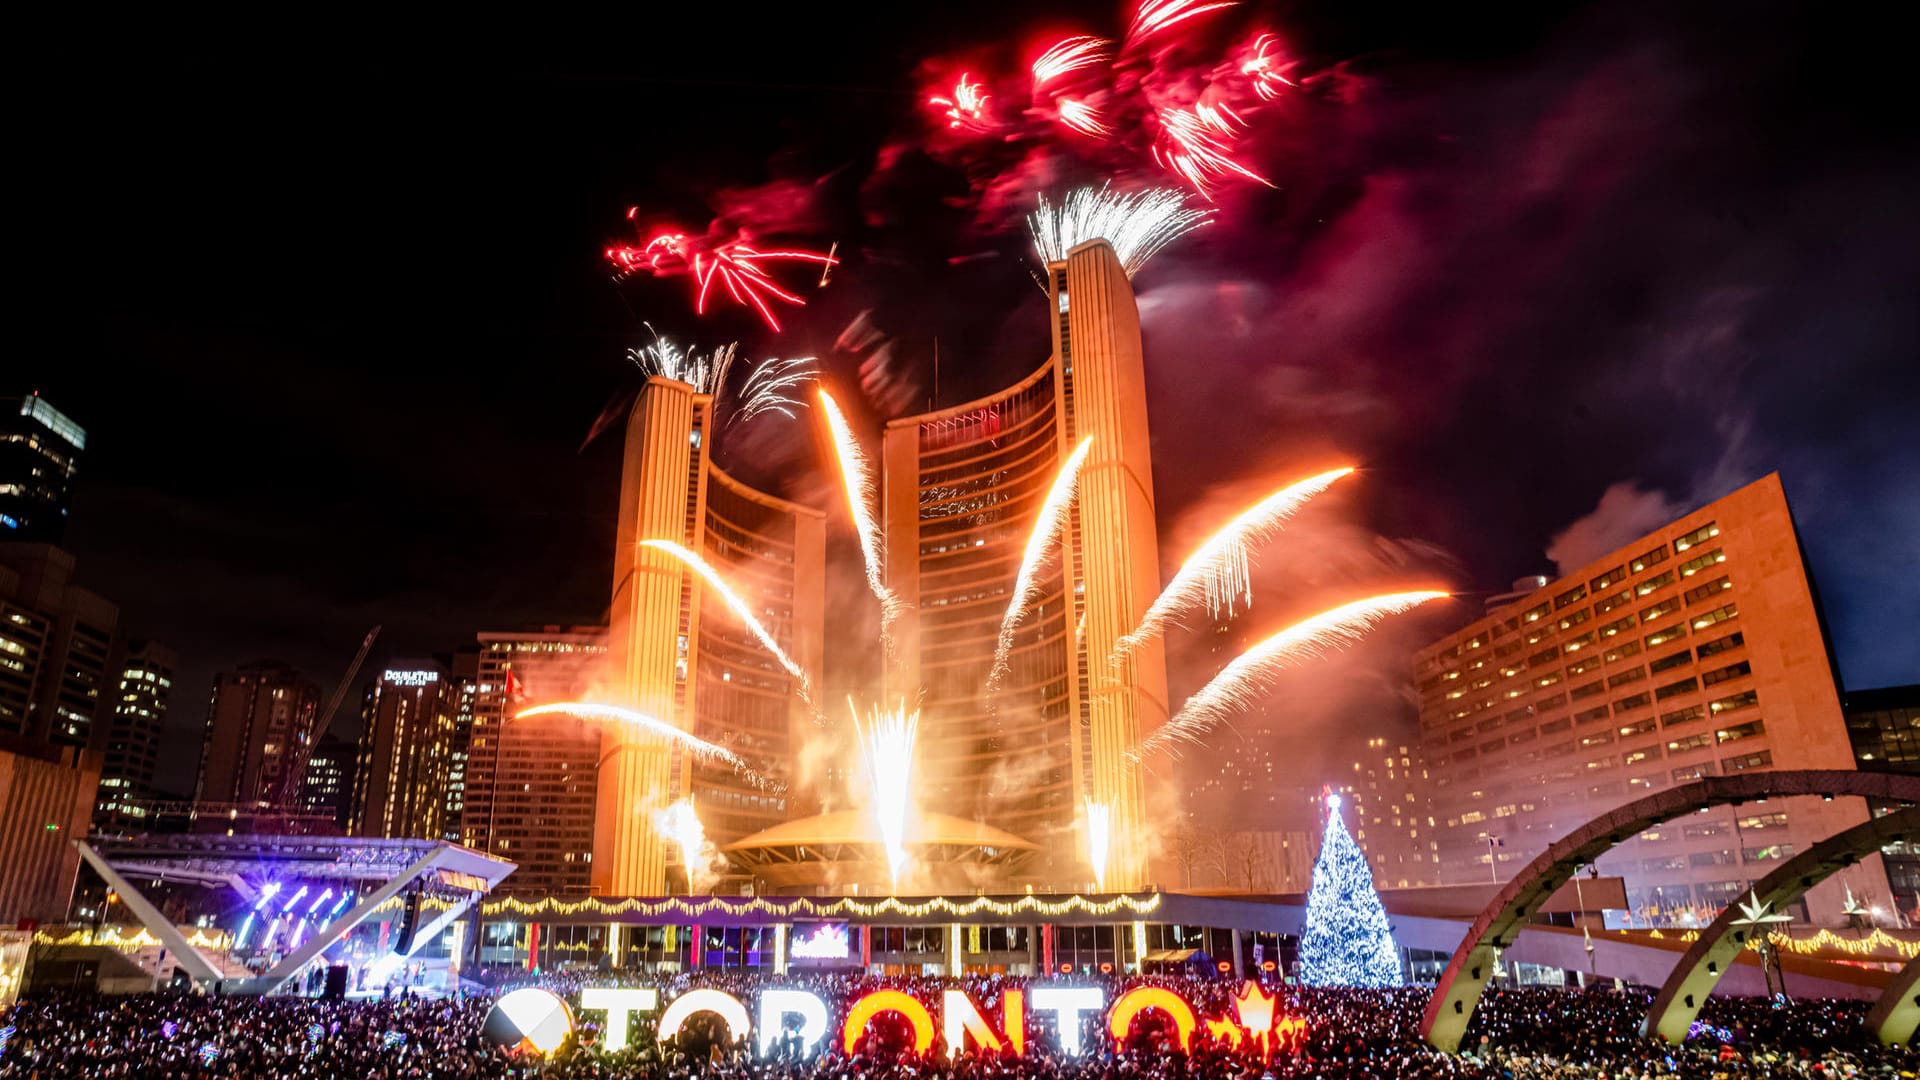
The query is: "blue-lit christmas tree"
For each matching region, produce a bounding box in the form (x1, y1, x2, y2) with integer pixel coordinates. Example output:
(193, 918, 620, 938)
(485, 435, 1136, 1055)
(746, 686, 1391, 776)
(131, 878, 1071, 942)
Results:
(1296, 791, 1403, 987)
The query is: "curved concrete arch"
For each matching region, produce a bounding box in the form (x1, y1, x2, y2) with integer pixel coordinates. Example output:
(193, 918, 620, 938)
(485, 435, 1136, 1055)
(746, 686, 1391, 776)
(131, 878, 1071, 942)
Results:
(1643, 806, 1920, 1043)
(1420, 770, 1920, 1052)
(1867, 953, 1920, 1045)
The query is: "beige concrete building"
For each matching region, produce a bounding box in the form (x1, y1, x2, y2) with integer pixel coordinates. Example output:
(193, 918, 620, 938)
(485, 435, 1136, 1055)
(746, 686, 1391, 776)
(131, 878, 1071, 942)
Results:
(1414, 473, 1879, 925)
(881, 240, 1169, 889)
(600, 379, 826, 895)
(0, 731, 100, 924)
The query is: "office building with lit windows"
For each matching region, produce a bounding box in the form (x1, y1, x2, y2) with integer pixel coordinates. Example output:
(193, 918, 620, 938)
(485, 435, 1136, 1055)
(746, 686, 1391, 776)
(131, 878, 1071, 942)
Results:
(878, 239, 1169, 890)
(93, 638, 174, 827)
(298, 733, 357, 830)
(0, 393, 86, 543)
(1413, 472, 1880, 926)
(601, 377, 826, 896)
(462, 627, 607, 897)
(443, 646, 480, 842)
(351, 662, 458, 840)
(0, 544, 120, 749)
(192, 661, 322, 815)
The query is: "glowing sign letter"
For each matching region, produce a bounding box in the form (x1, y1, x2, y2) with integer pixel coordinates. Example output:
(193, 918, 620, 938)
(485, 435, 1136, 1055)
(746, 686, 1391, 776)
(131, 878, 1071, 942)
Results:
(1004, 990, 1025, 1055)
(581, 987, 658, 1053)
(757, 989, 829, 1058)
(1108, 986, 1197, 1052)
(658, 989, 751, 1045)
(1030, 986, 1104, 1055)
(942, 990, 1003, 1058)
(842, 990, 935, 1056)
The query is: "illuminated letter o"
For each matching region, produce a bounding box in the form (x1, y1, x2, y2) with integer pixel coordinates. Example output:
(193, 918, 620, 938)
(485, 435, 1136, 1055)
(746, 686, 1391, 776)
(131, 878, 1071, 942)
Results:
(1107, 986, 1197, 1053)
(658, 988, 752, 1045)
(842, 990, 935, 1056)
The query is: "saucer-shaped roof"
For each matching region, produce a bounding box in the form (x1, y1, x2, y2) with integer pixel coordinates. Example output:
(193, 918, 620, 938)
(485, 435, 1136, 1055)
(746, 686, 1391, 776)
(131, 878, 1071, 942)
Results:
(723, 809, 1037, 852)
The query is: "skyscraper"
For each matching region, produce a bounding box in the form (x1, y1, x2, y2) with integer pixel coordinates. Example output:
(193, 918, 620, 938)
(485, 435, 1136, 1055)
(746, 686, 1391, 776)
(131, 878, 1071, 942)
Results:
(298, 733, 358, 831)
(351, 662, 457, 840)
(880, 239, 1169, 888)
(93, 638, 174, 827)
(600, 379, 826, 895)
(462, 628, 606, 897)
(0, 393, 86, 543)
(0, 544, 120, 749)
(443, 646, 480, 842)
(193, 661, 322, 815)
(1412, 473, 1879, 925)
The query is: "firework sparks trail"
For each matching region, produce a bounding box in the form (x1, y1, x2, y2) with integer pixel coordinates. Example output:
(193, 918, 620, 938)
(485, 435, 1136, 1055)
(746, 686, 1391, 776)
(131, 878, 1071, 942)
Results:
(1131, 591, 1448, 758)
(1240, 33, 1296, 101)
(640, 540, 821, 717)
(853, 700, 920, 890)
(929, 73, 991, 131)
(628, 335, 816, 431)
(1032, 36, 1111, 88)
(1153, 103, 1275, 199)
(816, 389, 904, 635)
(516, 703, 774, 789)
(1056, 99, 1113, 138)
(1084, 798, 1112, 891)
(606, 228, 837, 333)
(1127, 0, 1239, 47)
(1110, 467, 1354, 667)
(988, 437, 1094, 693)
(1029, 185, 1212, 277)
(651, 799, 713, 893)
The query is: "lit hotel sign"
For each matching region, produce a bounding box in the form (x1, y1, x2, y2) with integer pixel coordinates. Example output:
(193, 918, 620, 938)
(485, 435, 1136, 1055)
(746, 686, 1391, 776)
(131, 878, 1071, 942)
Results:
(484, 982, 1306, 1059)
(383, 670, 440, 686)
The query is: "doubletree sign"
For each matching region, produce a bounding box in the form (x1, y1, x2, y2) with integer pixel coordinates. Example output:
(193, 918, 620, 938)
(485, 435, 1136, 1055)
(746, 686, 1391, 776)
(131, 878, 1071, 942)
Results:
(483, 981, 1308, 1060)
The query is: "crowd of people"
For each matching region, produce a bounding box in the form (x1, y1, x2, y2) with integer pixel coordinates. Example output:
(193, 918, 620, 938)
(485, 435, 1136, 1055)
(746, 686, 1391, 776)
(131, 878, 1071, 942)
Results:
(0, 971, 1906, 1079)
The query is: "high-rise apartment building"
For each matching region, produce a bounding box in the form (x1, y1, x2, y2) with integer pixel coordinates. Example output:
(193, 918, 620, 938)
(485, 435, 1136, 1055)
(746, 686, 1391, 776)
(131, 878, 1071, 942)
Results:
(880, 239, 1168, 888)
(463, 628, 606, 897)
(298, 733, 357, 831)
(193, 661, 322, 813)
(93, 638, 174, 827)
(443, 647, 480, 843)
(1413, 473, 1878, 925)
(0, 394, 86, 543)
(351, 662, 458, 840)
(601, 379, 826, 895)
(0, 544, 120, 749)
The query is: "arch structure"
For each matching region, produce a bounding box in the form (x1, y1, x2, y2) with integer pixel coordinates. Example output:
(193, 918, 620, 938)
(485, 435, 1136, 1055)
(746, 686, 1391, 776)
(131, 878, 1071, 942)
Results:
(1867, 954, 1920, 1046)
(1644, 805, 1920, 1043)
(1420, 770, 1920, 1053)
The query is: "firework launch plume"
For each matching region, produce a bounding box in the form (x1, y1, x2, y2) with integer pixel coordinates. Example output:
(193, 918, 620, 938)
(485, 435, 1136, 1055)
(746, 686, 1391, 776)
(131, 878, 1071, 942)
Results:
(651, 799, 714, 894)
(816, 389, 904, 635)
(516, 702, 766, 783)
(852, 700, 920, 890)
(1110, 467, 1354, 667)
(988, 437, 1094, 693)
(640, 539, 820, 717)
(1084, 798, 1112, 891)
(1132, 591, 1447, 758)
(629, 335, 815, 431)
(1030, 185, 1212, 277)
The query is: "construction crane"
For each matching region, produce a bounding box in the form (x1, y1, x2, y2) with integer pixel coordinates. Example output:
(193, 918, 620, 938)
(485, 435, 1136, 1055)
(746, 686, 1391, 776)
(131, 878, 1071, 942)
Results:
(271, 625, 381, 812)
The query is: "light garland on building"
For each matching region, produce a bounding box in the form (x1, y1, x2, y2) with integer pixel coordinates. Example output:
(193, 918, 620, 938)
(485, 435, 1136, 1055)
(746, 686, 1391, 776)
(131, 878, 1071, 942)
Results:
(1635, 926, 1918, 960)
(482, 892, 1164, 920)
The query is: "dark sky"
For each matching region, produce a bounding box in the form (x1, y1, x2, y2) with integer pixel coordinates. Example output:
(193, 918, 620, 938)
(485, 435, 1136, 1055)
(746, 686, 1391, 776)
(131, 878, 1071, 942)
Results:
(19, 1, 1917, 799)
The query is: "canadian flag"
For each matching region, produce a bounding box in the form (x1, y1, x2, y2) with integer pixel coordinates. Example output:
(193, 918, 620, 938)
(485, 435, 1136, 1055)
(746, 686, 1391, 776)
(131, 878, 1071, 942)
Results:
(503, 668, 522, 699)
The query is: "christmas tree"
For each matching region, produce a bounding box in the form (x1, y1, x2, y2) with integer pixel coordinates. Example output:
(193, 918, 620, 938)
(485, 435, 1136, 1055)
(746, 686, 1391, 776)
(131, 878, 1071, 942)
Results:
(1296, 792, 1403, 987)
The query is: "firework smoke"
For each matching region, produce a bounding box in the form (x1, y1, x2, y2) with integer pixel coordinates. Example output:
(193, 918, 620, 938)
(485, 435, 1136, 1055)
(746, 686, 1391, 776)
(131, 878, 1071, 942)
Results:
(1133, 590, 1448, 757)
(606, 226, 837, 332)
(816, 388, 904, 637)
(640, 539, 820, 717)
(651, 799, 715, 894)
(988, 437, 1094, 693)
(1110, 466, 1354, 667)
(1084, 798, 1113, 891)
(852, 700, 920, 890)
(1030, 186, 1212, 276)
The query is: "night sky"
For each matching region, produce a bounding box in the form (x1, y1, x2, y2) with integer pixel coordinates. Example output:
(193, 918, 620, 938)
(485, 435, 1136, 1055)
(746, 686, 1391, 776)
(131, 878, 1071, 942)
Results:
(20, 1, 1917, 801)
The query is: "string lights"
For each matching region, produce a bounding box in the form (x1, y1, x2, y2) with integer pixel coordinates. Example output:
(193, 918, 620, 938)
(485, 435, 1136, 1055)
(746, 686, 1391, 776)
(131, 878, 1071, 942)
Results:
(482, 892, 1164, 920)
